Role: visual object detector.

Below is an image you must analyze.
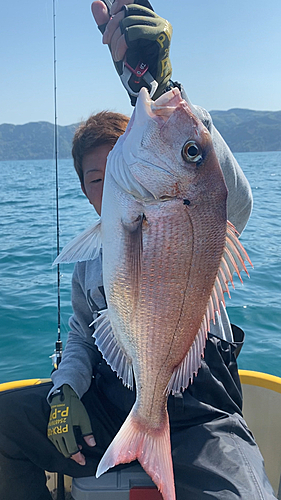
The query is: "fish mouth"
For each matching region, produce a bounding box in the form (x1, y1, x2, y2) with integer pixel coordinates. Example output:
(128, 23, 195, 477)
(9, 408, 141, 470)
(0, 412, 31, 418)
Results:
(136, 87, 185, 125)
(121, 87, 190, 154)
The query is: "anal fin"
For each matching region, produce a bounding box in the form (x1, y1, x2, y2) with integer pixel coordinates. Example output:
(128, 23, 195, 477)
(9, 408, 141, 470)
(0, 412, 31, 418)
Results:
(92, 310, 134, 389)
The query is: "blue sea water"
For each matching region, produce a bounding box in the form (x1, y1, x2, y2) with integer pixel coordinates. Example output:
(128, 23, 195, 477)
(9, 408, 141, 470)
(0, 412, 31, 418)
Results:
(0, 152, 280, 384)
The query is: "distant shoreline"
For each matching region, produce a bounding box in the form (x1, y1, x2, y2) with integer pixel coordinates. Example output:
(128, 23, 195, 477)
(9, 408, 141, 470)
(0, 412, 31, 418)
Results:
(0, 108, 281, 160)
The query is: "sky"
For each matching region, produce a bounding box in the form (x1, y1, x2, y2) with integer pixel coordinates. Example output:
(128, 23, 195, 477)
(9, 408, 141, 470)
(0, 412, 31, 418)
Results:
(1, 0, 280, 126)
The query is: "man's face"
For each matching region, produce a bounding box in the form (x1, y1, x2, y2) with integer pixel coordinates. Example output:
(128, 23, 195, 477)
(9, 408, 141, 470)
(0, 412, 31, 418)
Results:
(81, 143, 112, 215)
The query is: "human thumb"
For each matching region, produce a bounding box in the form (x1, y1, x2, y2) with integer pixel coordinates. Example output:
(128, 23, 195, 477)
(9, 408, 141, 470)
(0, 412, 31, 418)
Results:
(91, 1, 109, 26)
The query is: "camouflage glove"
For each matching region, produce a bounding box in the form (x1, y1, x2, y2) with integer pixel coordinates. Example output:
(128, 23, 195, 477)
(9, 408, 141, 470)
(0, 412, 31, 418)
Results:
(99, 3, 173, 104)
(47, 384, 93, 458)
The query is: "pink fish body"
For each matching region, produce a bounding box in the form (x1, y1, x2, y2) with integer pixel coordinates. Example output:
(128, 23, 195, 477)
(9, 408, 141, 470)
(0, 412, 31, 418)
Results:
(55, 87, 252, 500)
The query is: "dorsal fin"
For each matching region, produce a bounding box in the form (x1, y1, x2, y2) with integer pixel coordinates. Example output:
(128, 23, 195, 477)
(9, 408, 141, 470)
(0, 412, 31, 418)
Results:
(167, 220, 252, 395)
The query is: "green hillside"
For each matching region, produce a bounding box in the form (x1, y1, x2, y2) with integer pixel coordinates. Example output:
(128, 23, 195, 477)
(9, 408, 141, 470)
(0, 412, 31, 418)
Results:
(0, 109, 280, 161)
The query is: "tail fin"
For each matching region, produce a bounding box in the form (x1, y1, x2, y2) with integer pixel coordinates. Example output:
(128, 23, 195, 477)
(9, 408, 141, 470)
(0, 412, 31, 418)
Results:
(96, 409, 176, 500)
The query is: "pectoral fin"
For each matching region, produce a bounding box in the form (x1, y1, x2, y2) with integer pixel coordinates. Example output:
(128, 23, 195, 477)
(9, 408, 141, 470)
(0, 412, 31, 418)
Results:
(122, 214, 145, 303)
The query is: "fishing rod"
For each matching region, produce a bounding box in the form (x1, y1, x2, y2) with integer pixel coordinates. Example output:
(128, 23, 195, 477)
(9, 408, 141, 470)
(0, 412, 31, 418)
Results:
(53, 0, 63, 369)
(52, 1, 64, 498)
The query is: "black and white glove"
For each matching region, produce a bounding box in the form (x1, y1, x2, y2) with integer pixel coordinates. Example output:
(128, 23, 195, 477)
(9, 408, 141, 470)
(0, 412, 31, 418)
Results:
(93, 1, 173, 104)
(47, 384, 95, 463)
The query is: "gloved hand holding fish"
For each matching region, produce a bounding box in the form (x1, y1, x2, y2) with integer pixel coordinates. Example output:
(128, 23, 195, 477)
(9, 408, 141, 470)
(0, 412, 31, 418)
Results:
(54, 87, 252, 500)
(91, 0, 172, 103)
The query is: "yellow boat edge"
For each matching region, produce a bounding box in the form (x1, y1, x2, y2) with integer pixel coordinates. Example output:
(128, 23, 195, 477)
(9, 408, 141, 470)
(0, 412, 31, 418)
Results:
(0, 378, 51, 392)
(1, 371, 281, 393)
(239, 370, 281, 394)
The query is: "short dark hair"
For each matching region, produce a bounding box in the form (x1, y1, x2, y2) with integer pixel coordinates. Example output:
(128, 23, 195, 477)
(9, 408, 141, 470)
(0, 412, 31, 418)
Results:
(72, 111, 129, 187)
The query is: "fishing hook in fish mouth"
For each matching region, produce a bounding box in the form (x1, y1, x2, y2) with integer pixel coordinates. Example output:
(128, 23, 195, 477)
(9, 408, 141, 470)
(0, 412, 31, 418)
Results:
(181, 140, 202, 164)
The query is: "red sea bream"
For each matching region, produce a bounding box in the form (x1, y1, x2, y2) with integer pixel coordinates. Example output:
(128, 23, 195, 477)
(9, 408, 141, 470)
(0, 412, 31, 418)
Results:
(55, 87, 252, 500)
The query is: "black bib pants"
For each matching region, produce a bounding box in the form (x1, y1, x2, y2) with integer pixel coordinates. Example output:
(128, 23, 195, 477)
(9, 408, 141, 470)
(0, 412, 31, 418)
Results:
(0, 328, 277, 500)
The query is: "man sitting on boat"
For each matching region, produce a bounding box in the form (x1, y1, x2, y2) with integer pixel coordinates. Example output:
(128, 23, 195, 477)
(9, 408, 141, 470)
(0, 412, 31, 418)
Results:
(0, 1, 277, 499)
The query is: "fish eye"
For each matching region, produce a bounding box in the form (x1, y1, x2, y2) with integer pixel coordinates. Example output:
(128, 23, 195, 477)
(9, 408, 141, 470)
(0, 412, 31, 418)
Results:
(181, 141, 202, 164)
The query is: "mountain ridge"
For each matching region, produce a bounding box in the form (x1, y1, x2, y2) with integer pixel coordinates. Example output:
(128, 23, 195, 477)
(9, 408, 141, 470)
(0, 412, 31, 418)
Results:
(209, 108, 281, 152)
(0, 108, 280, 161)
